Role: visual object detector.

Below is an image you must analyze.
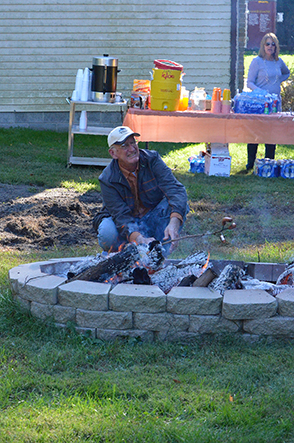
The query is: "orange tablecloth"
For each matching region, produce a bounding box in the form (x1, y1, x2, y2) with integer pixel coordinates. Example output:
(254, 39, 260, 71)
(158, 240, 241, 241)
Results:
(123, 109, 294, 145)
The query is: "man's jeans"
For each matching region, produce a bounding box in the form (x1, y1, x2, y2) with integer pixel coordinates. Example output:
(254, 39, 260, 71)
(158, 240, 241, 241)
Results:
(98, 197, 189, 254)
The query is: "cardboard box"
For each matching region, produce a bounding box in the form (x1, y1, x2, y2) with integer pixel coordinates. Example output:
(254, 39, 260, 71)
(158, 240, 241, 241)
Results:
(205, 154, 231, 177)
(205, 99, 211, 111)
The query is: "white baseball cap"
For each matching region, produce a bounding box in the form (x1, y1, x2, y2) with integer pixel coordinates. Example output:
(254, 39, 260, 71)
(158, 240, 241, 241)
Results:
(107, 126, 140, 148)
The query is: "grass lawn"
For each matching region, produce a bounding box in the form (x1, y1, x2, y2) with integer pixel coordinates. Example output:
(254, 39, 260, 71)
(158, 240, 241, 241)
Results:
(1, 127, 294, 264)
(1, 119, 294, 441)
(1, 297, 294, 443)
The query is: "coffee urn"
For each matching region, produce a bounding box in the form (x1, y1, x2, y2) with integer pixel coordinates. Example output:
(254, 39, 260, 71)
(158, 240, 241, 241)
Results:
(91, 54, 118, 103)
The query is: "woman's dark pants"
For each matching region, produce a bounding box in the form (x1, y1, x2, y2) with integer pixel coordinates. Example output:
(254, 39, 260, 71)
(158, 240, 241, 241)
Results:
(246, 144, 276, 170)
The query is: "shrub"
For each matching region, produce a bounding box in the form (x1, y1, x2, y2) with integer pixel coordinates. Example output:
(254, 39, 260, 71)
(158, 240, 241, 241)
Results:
(281, 65, 294, 112)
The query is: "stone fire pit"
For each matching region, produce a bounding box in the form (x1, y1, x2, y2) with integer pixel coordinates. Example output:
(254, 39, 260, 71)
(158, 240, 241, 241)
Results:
(8, 257, 294, 342)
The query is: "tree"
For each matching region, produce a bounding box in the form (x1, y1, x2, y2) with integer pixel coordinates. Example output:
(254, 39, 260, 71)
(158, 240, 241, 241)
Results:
(276, 0, 294, 51)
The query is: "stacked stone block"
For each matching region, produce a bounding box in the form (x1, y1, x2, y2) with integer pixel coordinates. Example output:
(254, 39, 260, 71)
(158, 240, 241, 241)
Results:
(8, 259, 294, 342)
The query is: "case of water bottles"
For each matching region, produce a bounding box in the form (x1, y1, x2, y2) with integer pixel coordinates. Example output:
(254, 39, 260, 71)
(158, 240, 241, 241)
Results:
(233, 89, 279, 114)
(280, 160, 294, 179)
(188, 154, 205, 174)
(254, 159, 294, 178)
(254, 159, 280, 177)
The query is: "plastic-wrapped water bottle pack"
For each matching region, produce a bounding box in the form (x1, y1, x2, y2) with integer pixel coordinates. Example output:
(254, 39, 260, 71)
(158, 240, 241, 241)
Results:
(254, 159, 294, 178)
(280, 159, 294, 179)
(188, 155, 205, 174)
(233, 89, 279, 114)
(254, 159, 280, 177)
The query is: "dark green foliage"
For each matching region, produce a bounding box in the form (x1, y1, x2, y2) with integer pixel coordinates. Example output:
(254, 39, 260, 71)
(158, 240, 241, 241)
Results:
(281, 65, 294, 112)
(276, 0, 294, 51)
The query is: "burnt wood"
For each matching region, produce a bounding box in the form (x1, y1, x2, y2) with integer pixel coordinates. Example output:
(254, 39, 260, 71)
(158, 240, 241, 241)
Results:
(210, 264, 244, 295)
(150, 251, 209, 293)
(66, 243, 140, 283)
(178, 275, 197, 287)
(132, 267, 151, 285)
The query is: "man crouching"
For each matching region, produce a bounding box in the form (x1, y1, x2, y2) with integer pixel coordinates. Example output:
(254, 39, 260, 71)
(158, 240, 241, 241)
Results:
(93, 126, 189, 255)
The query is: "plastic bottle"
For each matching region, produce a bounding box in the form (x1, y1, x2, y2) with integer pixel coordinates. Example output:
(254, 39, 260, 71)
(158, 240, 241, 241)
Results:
(191, 87, 206, 111)
(264, 103, 269, 114)
(232, 89, 240, 113)
(272, 100, 278, 113)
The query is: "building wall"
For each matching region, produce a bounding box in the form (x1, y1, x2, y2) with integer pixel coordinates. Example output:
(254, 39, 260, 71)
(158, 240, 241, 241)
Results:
(0, 0, 244, 130)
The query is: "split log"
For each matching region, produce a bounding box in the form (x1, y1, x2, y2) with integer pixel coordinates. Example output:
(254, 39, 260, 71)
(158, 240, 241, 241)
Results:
(178, 275, 197, 287)
(178, 268, 217, 288)
(209, 264, 244, 295)
(150, 251, 209, 293)
(67, 253, 106, 279)
(240, 278, 292, 296)
(66, 243, 140, 283)
(193, 268, 218, 287)
(176, 251, 209, 268)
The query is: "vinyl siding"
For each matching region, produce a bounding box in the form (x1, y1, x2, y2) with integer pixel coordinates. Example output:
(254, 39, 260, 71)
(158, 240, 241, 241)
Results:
(0, 0, 233, 113)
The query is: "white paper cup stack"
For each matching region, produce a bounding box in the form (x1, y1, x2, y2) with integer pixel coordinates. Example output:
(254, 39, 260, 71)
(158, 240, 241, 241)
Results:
(79, 110, 87, 130)
(80, 68, 90, 102)
(74, 69, 84, 101)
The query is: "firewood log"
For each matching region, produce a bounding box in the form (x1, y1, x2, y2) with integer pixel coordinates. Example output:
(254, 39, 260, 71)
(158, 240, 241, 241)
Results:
(209, 264, 244, 295)
(66, 243, 140, 283)
(150, 251, 209, 293)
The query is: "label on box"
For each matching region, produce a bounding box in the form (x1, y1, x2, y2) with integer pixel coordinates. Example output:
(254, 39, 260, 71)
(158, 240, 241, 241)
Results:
(205, 154, 231, 177)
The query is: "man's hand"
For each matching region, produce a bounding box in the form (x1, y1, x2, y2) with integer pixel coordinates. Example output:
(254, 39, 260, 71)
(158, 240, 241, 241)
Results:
(135, 234, 156, 245)
(163, 217, 181, 251)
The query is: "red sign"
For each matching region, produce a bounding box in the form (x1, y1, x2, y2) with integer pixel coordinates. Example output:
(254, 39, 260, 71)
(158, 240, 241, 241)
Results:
(247, 1, 277, 50)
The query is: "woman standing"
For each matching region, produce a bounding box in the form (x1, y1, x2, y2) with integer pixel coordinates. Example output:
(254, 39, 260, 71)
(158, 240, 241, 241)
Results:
(246, 33, 290, 171)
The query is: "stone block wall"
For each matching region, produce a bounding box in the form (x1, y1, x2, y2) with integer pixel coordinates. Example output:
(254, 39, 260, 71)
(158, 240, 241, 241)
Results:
(8, 258, 294, 342)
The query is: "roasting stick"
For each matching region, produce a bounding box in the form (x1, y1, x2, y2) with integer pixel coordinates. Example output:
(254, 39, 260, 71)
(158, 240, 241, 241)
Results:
(161, 218, 236, 246)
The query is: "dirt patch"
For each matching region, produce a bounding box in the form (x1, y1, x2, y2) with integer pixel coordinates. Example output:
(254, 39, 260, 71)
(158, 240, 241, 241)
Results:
(1, 183, 293, 253)
(0, 183, 102, 251)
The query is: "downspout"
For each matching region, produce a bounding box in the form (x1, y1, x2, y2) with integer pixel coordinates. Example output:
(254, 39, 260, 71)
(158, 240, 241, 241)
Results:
(230, 0, 238, 97)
